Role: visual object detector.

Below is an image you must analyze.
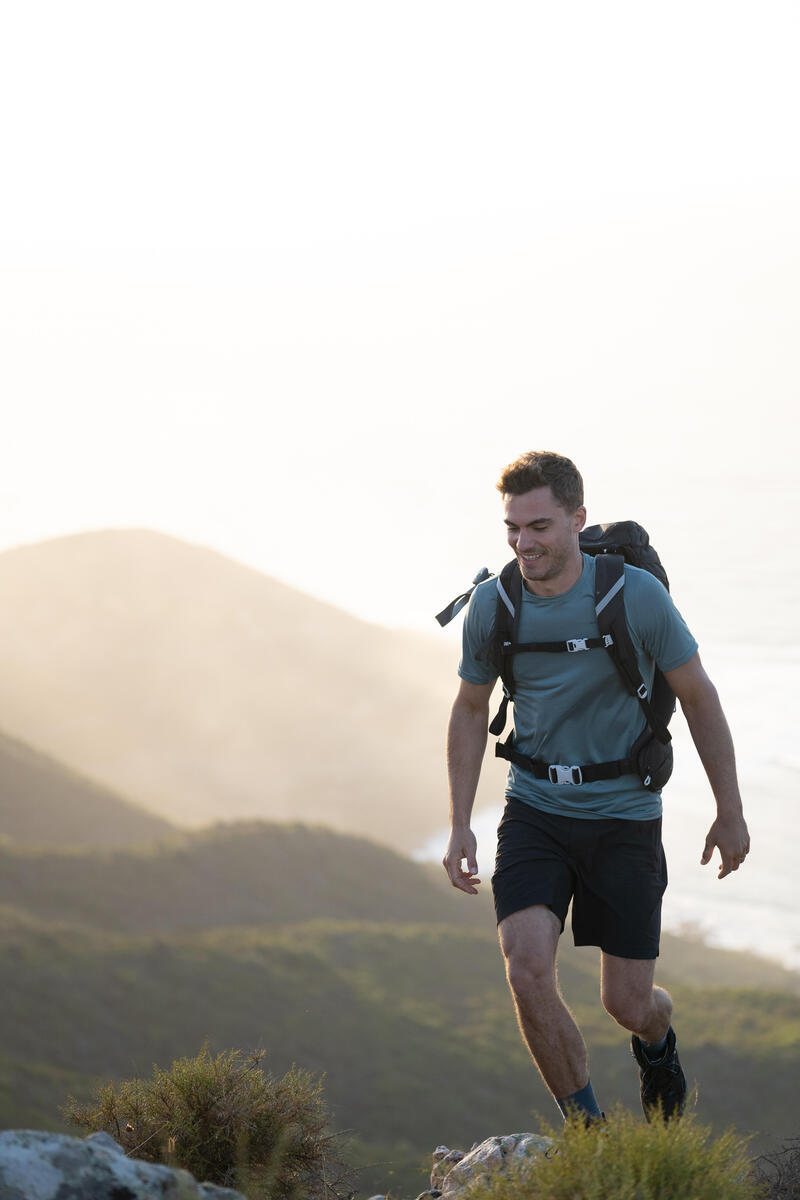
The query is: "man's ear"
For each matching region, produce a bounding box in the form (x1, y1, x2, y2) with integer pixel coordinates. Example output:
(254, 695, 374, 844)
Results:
(574, 505, 587, 533)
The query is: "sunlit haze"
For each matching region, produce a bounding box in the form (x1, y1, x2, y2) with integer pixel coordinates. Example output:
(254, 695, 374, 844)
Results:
(2, 2, 798, 966)
(2, 0, 798, 628)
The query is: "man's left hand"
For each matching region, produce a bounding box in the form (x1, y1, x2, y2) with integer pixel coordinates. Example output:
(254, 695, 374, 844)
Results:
(701, 814, 751, 879)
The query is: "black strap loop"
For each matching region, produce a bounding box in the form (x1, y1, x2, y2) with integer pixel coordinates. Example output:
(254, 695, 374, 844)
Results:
(488, 694, 510, 737)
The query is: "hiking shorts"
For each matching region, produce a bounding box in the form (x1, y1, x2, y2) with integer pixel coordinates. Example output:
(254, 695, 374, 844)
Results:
(491, 797, 668, 959)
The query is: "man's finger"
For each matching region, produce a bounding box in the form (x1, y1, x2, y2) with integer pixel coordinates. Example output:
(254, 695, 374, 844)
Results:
(700, 837, 715, 865)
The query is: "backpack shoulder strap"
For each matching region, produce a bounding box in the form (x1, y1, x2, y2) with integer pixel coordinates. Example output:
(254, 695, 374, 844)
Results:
(487, 560, 521, 737)
(594, 554, 671, 745)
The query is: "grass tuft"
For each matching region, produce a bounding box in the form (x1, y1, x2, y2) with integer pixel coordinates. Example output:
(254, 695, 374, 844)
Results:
(459, 1106, 767, 1200)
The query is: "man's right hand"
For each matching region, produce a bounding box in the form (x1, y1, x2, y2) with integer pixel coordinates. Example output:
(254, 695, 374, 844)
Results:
(442, 827, 481, 895)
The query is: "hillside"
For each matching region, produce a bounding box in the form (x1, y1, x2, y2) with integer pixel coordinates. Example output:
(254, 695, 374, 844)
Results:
(0, 530, 503, 850)
(0, 823, 797, 1197)
(0, 820, 480, 932)
(1, 914, 797, 1197)
(0, 729, 172, 848)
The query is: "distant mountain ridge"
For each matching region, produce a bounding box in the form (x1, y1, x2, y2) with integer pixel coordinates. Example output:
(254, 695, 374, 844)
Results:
(0, 530, 501, 849)
(0, 728, 173, 848)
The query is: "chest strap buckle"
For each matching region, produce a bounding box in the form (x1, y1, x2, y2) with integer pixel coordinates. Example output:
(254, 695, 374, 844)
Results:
(566, 638, 589, 652)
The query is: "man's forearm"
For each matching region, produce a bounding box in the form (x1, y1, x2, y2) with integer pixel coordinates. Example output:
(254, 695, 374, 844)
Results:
(446, 700, 489, 828)
(680, 682, 743, 817)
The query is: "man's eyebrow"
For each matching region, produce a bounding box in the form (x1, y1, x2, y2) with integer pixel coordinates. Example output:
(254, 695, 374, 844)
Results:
(503, 517, 552, 527)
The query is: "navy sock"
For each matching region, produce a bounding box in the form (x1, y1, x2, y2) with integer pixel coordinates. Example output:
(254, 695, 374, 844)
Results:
(641, 1031, 669, 1061)
(556, 1079, 603, 1120)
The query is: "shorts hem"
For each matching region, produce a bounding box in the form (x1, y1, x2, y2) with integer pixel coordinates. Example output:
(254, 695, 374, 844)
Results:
(493, 895, 567, 931)
(573, 935, 660, 959)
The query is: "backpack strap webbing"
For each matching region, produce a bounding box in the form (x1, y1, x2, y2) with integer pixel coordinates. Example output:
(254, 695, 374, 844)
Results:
(486, 560, 521, 737)
(495, 737, 638, 784)
(435, 567, 495, 627)
(594, 554, 672, 745)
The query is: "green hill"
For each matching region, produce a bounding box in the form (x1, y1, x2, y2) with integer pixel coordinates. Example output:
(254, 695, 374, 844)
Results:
(0, 821, 479, 932)
(0, 823, 797, 1197)
(0, 914, 797, 1197)
(0, 728, 173, 848)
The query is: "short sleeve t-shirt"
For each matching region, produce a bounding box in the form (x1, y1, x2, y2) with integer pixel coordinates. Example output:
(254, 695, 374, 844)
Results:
(459, 554, 698, 820)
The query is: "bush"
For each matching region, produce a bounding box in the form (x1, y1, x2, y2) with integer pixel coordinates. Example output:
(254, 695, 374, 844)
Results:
(461, 1106, 767, 1200)
(753, 1137, 800, 1199)
(63, 1045, 353, 1199)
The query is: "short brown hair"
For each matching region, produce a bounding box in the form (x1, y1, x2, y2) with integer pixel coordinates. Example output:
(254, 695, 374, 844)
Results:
(496, 451, 584, 512)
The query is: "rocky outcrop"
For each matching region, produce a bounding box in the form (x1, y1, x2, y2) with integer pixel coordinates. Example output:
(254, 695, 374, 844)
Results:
(368, 1132, 555, 1200)
(0, 1129, 246, 1199)
(430, 1134, 554, 1197)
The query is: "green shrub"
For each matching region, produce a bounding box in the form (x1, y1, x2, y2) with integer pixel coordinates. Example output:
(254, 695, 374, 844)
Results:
(461, 1106, 766, 1200)
(62, 1045, 353, 1199)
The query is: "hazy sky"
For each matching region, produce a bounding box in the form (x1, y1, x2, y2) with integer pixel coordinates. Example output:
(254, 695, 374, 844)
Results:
(2, 0, 798, 632)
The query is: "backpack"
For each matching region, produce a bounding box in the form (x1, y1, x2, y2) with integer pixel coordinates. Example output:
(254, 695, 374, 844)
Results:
(436, 521, 675, 792)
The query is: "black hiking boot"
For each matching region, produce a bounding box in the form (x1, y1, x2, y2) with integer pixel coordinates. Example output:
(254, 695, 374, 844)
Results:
(631, 1026, 687, 1121)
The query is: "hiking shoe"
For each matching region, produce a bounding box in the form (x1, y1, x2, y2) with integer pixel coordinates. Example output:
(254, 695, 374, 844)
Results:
(631, 1026, 687, 1121)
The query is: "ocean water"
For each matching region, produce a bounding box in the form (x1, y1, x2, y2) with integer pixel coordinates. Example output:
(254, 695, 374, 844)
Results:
(416, 639, 800, 972)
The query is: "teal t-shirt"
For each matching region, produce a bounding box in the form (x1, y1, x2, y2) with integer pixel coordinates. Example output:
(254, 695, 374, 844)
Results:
(458, 554, 698, 820)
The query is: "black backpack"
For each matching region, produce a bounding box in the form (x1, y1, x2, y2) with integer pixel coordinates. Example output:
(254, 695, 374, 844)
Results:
(436, 521, 675, 792)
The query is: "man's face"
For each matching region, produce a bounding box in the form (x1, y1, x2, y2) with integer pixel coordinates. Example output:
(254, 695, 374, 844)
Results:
(503, 486, 586, 595)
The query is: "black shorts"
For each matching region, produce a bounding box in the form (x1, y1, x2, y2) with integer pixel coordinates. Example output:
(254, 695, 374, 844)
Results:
(491, 797, 668, 959)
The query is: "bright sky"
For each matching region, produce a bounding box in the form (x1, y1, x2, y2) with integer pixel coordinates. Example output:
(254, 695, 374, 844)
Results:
(2, 0, 798, 632)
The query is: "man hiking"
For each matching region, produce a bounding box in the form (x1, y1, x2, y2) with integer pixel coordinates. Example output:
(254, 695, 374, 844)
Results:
(442, 450, 750, 1123)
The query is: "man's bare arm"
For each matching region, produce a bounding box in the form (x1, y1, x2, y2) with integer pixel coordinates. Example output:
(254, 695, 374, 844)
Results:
(442, 678, 496, 894)
(664, 652, 750, 880)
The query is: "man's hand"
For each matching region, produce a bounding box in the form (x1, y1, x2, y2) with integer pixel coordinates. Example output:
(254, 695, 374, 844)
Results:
(701, 813, 751, 879)
(443, 827, 481, 895)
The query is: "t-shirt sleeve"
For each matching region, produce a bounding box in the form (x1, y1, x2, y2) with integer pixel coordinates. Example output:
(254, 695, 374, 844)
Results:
(625, 568, 699, 672)
(457, 580, 500, 685)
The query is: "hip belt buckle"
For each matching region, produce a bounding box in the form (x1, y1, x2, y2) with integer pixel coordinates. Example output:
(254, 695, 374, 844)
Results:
(548, 763, 583, 786)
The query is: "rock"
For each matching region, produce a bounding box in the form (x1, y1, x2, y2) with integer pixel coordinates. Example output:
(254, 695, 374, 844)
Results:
(0, 1129, 247, 1199)
(430, 1133, 553, 1197)
(430, 1147, 464, 1190)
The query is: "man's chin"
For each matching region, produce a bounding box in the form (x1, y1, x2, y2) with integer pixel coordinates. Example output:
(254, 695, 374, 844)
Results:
(518, 556, 546, 574)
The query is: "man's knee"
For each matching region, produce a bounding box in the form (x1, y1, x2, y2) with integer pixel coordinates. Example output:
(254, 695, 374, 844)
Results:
(504, 949, 557, 1002)
(602, 986, 651, 1031)
(499, 905, 560, 1002)
(601, 974, 669, 1032)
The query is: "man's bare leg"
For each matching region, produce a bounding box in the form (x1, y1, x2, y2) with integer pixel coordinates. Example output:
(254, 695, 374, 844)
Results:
(498, 905, 589, 1100)
(602, 953, 687, 1120)
(600, 954, 672, 1041)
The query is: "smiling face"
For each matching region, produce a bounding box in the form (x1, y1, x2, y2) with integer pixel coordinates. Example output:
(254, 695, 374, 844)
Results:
(503, 485, 587, 596)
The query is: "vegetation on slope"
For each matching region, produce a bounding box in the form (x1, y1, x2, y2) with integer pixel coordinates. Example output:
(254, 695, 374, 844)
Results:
(0, 821, 480, 932)
(1, 912, 798, 1196)
(0, 821, 796, 1196)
